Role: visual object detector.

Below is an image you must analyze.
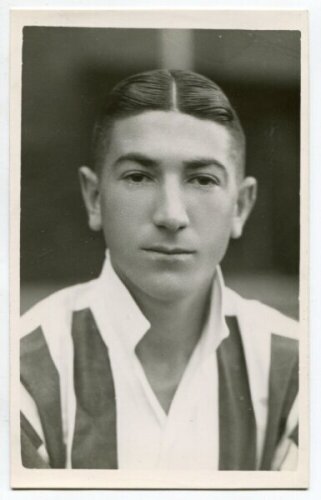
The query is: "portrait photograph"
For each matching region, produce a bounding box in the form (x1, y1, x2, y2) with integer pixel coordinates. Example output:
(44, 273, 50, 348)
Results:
(9, 9, 308, 489)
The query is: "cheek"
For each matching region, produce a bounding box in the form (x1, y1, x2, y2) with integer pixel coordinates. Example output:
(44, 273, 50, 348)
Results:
(192, 194, 236, 230)
(192, 196, 236, 253)
(100, 190, 148, 246)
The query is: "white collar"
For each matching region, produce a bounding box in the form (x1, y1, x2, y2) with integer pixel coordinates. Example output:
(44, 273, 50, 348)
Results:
(92, 251, 230, 354)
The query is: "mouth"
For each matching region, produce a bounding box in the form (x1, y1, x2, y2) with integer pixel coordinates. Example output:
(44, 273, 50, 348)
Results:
(142, 245, 196, 255)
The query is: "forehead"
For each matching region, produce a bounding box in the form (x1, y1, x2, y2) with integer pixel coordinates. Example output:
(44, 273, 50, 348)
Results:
(103, 110, 236, 168)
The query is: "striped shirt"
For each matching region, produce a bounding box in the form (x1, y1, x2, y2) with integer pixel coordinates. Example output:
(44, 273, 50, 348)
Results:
(20, 256, 299, 470)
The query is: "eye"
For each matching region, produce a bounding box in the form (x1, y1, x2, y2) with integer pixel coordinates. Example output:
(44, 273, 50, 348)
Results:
(189, 175, 220, 187)
(123, 172, 152, 184)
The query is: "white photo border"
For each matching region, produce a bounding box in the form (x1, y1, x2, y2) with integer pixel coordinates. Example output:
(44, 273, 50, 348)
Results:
(9, 8, 309, 490)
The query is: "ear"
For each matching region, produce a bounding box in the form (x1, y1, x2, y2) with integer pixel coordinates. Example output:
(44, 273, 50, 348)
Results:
(231, 177, 257, 239)
(79, 166, 102, 231)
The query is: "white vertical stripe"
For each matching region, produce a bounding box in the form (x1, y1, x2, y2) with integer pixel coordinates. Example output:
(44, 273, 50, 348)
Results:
(65, 314, 77, 469)
(39, 290, 77, 468)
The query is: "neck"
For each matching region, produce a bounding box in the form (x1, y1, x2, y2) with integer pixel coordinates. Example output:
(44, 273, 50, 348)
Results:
(130, 279, 213, 362)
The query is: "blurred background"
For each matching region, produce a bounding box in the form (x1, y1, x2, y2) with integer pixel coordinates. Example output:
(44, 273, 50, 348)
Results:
(20, 28, 300, 318)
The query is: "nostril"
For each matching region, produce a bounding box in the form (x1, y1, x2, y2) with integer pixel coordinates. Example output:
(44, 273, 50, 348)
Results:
(154, 217, 188, 232)
(161, 218, 186, 232)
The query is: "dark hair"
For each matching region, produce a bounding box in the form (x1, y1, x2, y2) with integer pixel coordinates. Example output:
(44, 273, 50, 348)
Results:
(91, 69, 245, 175)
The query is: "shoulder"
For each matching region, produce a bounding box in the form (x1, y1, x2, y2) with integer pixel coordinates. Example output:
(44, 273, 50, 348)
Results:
(223, 286, 299, 379)
(20, 278, 98, 341)
(20, 278, 102, 402)
(224, 286, 299, 342)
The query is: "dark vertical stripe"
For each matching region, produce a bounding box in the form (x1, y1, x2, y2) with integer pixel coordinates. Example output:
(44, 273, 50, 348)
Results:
(260, 334, 298, 469)
(20, 327, 65, 468)
(21, 412, 50, 468)
(217, 316, 256, 470)
(21, 429, 50, 469)
(21, 412, 43, 450)
(71, 308, 117, 469)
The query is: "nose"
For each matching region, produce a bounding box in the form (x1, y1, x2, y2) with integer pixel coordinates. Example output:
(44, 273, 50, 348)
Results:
(152, 177, 189, 232)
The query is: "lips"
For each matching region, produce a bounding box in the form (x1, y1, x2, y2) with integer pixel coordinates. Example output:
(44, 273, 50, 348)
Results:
(143, 245, 195, 255)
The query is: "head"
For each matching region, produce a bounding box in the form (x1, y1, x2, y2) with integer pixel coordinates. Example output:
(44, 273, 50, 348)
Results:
(80, 69, 257, 302)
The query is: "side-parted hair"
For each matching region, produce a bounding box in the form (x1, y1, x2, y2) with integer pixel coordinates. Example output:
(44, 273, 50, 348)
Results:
(91, 69, 246, 176)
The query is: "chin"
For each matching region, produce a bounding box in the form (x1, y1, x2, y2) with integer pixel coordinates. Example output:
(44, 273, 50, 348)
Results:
(139, 274, 196, 303)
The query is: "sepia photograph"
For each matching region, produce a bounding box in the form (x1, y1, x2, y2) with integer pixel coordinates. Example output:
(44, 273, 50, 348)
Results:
(10, 9, 308, 489)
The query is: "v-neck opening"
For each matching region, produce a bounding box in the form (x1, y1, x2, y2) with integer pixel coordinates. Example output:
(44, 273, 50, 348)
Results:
(133, 327, 206, 425)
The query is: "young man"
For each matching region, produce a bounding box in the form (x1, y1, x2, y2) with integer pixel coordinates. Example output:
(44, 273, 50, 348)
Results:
(20, 69, 298, 471)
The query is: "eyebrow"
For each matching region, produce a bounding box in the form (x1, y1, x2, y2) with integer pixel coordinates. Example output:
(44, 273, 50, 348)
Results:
(113, 153, 158, 169)
(183, 157, 227, 172)
(113, 152, 227, 173)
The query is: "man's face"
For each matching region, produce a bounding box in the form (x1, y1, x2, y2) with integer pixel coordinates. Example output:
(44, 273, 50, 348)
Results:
(82, 110, 255, 302)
